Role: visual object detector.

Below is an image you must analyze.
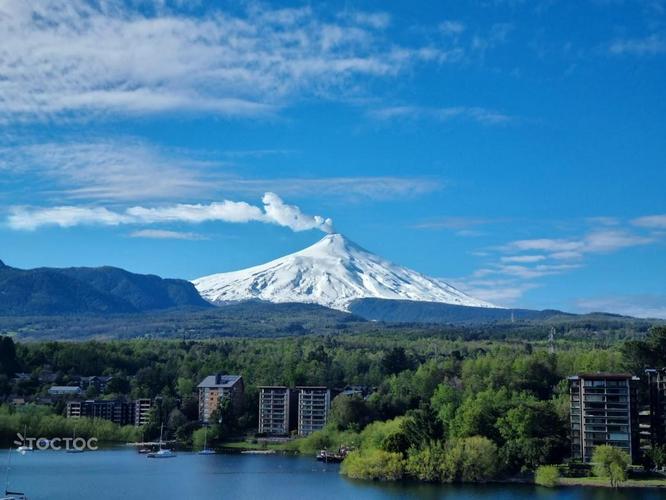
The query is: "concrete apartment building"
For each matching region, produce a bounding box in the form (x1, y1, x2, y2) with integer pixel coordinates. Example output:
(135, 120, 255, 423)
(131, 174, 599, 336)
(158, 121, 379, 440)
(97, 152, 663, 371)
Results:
(66, 399, 134, 426)
(197, 374, 244, 424)
(133, 398, 153, 427)
(66, 398, 154, 426)
(258, 386, 295, 436)
(645, 368, 666, 447)
(296, 386, 331, 436)
(569, 373, 640, 463)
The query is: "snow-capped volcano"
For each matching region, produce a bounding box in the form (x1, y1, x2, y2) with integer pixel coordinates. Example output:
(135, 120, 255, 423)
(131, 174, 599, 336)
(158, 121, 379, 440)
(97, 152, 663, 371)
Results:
(193, 233, 495, 311)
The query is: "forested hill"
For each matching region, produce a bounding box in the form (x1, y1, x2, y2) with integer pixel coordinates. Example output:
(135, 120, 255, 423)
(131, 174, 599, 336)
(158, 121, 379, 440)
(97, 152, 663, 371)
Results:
(0, 261, 211, 315)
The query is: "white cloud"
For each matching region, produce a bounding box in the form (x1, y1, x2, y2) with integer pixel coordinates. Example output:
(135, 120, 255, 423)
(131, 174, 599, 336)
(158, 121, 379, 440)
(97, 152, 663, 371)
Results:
(0, 139, 442, 203)
(575, 294, 666, 319)
(129, 229, 207, 240)
(368, 105, 512, 125)
(0, 1, 446, 122)
(262, 192, 334, 233)
(7, 193, 334, 234)
(0, 141, 217, 202)
(504, 230, 653, 256)
(609, 34, 666, 56)
(8, 206, 130, 230)
(632, 214, 666, 229)
(449, 277, 540, 306)
(500, 254, 546, 263)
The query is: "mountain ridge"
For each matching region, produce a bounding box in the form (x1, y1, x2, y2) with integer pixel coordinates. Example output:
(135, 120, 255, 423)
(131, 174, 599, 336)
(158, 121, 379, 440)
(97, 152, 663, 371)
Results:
(0, 262, 211, 315)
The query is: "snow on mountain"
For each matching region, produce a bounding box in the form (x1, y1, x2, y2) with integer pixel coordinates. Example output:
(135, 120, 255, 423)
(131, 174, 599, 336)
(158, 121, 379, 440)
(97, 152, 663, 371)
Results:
(193, 233, 496, 311)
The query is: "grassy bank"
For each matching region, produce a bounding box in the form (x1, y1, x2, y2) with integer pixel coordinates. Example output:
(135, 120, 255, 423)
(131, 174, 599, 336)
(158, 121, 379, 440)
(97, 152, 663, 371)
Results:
(557, 476, 666, 488)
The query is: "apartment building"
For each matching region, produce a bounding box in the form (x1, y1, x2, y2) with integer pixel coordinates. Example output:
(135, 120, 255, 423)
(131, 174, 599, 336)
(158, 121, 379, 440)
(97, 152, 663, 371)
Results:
(645, 368, 666, 447)
(569, 373, 640, 463)
(133, 398, 153, 427)
(197, 374, 244, 423)
(296, 386, 331, 436)
(258, 386, 294, 436)
(66, 399, 134, 426)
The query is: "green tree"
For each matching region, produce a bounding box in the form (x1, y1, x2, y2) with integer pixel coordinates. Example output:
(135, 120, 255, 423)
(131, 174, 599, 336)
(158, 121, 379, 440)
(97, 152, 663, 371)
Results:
(534, 465, 560, 487)
(330, 395, 373, 430)
(592, 445, 630, 488)
(442, 436, 499, 482)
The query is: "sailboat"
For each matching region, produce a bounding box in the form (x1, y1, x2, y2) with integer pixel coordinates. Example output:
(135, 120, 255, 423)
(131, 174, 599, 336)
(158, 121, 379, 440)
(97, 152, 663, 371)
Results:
(197, 426, 215, 455)
(146, 424, 175, 458)
(15, 426, 32, 455)
(2, 449, 27, 500)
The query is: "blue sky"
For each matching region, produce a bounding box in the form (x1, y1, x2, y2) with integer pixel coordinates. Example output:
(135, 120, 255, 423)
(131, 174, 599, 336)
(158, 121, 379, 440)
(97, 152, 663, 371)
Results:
(1, 0, 665, 317)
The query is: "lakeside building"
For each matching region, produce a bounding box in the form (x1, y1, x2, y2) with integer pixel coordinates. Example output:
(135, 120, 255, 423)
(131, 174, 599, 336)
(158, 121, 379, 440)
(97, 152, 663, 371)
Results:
(258, 386, 295, 436)
(197, 374, 244, 424)
(296, 386, 331, 436)
(568, 373, 640, 463)
(134, 398, 154, 427)
(645, 368, 666, 447)
(66, 399, 134, 426)
(66, 398, 154, 426)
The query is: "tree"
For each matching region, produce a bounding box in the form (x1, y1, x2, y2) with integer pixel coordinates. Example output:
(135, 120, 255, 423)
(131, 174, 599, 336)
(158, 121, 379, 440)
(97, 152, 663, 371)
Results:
(330, 394, 373, 430)
(442, 436, 499, 482)
(381, 347, 411, 375)
(0, 337, 19, 376)
(534, 465, 560, 487)
(592, 445, 630, 488)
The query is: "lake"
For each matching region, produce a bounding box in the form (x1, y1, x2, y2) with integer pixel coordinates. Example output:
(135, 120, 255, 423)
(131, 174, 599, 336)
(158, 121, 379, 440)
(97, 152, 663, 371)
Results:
(4, 448, 664, 499)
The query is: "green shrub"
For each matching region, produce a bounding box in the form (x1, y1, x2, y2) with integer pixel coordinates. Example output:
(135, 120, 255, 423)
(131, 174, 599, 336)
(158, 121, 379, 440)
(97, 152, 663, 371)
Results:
(535, 465, 560, 487)
(341, 449, 405, 481)
(592, 445, 630, 488)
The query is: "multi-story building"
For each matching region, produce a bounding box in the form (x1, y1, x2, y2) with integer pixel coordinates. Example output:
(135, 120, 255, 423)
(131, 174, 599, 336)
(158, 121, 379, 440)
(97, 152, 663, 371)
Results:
(569, 373, 640, 463)
(133, 398, 153, 427)
(296, 386, 331, 436)
(197, 374, 244, 423)
(258, 386, 295, 436)
(645, 368, 666, 447)
(66, 399, 134, 426)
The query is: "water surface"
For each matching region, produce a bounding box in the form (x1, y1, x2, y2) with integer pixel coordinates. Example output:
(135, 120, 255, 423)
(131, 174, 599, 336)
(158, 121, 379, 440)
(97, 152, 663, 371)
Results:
(5, 449, 663, 499)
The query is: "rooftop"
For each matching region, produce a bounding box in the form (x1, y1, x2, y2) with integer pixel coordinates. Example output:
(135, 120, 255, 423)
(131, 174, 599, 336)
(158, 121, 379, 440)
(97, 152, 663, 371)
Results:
(198, 374, 242, 389)
(568, 372, 639, 381)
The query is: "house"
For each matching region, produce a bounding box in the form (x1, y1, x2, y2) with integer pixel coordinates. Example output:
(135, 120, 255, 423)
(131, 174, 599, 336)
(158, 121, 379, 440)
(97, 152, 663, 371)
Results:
(197, 374, 244, 424)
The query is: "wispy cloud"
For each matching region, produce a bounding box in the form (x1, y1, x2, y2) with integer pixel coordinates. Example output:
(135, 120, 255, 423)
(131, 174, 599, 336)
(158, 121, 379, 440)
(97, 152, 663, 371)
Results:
(7, 193, 334, 234)
(632, 214, 666, 229)
(368, 105, 512, 125)
(220, 176, 441, 200)
(129, 229, 207, 240)
(0, 1, 449, 122)
(413, 216, 493, 230)
(453, 221, 663, 306)
(609, 34, 666, 56)
(0, 139, 441, 203)
(575, 294, 666, 319)
(0, 140, 218, 202)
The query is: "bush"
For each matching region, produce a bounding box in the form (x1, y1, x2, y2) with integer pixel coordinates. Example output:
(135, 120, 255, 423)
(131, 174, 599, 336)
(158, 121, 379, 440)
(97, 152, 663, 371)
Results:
(341, 449, 405, 481)
(535, 465, 560, 487)
(442, 436, 499, 482)
(404, 442, 447, 482)
(592, 445, 630, 488)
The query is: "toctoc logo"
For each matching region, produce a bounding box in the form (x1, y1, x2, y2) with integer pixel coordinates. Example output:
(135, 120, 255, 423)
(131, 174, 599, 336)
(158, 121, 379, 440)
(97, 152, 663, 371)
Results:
(14, 432, 98, 452)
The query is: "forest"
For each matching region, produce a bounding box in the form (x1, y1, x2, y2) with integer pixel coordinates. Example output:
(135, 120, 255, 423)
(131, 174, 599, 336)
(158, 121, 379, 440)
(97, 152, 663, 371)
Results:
(0, 326, 664, 485)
